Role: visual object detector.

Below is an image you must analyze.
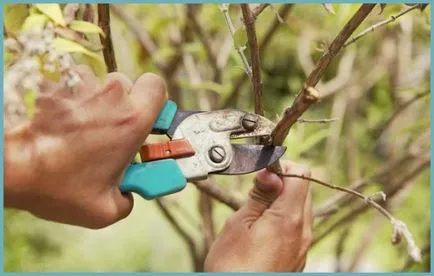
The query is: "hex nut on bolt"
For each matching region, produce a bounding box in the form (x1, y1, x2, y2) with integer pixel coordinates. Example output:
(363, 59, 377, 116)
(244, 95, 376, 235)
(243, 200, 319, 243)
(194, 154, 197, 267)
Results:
(242, 113, 258, 131)
(209, 146, 226, 163)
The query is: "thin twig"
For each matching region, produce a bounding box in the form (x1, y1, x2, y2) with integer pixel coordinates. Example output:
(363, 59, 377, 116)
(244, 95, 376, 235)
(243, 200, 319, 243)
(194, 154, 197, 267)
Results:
(335, 228, 350, 272)
(192, 180, 244, 211)
(110, 5, 158, 57)
(252, 4, 270, 18)
(221, 4, 293, 109)
(344, 4, 424, 48)
(279, 172, 422, 262)
(220, 4, 252, 79)
(297, 117, 339, 124)
(97, 4, 117, 72)
(241, 4, 264, 116)
(311, 156, 430, 259)
(199, 193, 215, 253)
(54, 27, 103, 52)
(279, 173, 393, 220)
(187, 5, 221, 83)
(270, 4, 376, 147)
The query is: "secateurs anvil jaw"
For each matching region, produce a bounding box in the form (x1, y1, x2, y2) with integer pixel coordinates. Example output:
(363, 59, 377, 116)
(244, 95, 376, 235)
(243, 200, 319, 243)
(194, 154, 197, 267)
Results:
(120, 100, 286, 200)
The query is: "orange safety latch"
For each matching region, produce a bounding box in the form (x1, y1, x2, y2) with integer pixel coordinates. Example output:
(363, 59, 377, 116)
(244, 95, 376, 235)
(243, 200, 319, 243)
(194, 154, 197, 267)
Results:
(140, 139, 196, 162)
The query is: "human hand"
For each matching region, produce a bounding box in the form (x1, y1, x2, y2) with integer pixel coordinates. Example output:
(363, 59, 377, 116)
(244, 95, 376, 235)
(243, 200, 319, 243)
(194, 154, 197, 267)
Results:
(5, 65, 167, 228)
(204, 161, 312, 272)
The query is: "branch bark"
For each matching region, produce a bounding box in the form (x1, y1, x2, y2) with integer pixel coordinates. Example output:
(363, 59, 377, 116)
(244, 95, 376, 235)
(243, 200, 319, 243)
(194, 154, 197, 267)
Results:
(344, 4, 424, 48)
(252, 4, 270, 18)
(221, 4, 293, 109)
(271, 4, 376, 147)
(192, 180, 243, 211)
(97, 4, 117, 72)
(241, 4, 264, 116)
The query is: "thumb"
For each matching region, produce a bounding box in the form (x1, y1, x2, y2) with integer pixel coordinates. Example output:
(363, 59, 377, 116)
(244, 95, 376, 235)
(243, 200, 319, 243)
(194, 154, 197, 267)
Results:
(235, 169, 283, 225)
(129, 73, 168, 131)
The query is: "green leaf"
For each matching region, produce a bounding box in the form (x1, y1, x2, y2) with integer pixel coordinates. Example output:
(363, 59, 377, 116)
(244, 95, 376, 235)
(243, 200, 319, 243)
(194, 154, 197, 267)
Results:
(21, 14, 49, 32)
(4, 4, 29, 35)
(54, 38, 106, 76)
(35, 4, 66, 26)
(69, 20, 105, 37)
(233, 27, 247, 49)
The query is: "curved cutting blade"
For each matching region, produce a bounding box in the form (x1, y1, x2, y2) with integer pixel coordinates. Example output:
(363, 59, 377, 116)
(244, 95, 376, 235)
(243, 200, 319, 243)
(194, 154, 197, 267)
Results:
(216, 144, 286, 175)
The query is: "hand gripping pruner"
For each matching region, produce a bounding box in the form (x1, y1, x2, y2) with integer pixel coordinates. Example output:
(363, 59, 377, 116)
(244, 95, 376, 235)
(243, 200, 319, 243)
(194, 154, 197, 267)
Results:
(119, 100, 286, 200)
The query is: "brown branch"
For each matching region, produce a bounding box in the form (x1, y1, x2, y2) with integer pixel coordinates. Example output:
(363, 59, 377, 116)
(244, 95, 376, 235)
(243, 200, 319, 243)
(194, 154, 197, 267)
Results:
(82, 4, 94, 22)
(155, 199, 203, 272)
(54, 27, 103, 52)
(187, 5, 221, 83)
(335, 228, 350, 272)
(192, 180, 243, 211)
(279, 173, 393, 220)
(280, 172, 423, 262)
(109, 5, 158, 58)
(252, 4, 270, 18)
(311, 156, 430, 257)
(344, 4, 424, 48)
(199, 193, 215, 253)
(297, 117, 339, 124)
(221, 4, 293, 108)
(97, 4, 117, 72)
(270, 4, 376, 147)
(241, 4, 264, 116)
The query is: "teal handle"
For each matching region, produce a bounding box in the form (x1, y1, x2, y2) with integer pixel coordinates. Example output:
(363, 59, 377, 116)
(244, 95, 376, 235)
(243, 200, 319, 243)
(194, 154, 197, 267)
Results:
(120, 159, 187, 200)
(152, 100, 177, 133)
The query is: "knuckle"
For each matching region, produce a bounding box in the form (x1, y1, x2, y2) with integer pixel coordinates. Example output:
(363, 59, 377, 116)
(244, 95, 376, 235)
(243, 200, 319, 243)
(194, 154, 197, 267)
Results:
(285, 213, 304, 232)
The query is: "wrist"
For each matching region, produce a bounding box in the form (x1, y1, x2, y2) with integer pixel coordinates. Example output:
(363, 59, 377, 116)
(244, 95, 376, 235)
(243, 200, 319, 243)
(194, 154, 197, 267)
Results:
(4, 124, 38, 209)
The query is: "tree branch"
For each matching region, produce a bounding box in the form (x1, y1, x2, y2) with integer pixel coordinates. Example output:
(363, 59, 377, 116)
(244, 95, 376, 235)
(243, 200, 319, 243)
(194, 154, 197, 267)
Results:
(252, 4, 270, 18)
(155, 199, 203, 272)
(297, 117, 339, 124)
(270, 4, 376, 147)
(221, 4, 293, 108)
(220, 4, 252, 79)
(187, 4, 221, 83)
(97, 4, 117, 72)
(344, 4, 424, 48)
(199, 192, 215, 253)
(241, 4, 264, 116)
(110, 5, 158, 60)
(280, 172, 422, 262)
(192, 180, 243, 211)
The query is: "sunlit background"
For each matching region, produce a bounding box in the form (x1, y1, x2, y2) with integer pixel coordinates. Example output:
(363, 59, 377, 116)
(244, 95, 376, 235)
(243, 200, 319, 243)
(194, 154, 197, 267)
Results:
(4, 3, 431, 272)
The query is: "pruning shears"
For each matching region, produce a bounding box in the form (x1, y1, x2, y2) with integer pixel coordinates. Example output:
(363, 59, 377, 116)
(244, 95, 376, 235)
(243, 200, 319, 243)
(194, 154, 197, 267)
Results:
(119, 100, 286, 200)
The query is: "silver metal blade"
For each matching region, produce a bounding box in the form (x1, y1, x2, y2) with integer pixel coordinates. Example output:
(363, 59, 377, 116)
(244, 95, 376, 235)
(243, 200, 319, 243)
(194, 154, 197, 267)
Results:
(215, 144, 286, 175)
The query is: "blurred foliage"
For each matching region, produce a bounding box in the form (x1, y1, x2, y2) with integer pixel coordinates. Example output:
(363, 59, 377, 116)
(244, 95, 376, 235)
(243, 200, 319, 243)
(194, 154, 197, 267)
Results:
(3, 3, 431, 272)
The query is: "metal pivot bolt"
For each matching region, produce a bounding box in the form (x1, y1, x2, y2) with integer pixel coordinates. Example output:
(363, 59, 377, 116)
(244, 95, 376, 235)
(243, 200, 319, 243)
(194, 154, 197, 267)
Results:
(242, 113, 258, 131)
(209, 146, 226, 163)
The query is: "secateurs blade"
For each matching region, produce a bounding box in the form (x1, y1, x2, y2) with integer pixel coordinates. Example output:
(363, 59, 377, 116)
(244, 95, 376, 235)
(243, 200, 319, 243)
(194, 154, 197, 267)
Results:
(120, 100, 286, 200)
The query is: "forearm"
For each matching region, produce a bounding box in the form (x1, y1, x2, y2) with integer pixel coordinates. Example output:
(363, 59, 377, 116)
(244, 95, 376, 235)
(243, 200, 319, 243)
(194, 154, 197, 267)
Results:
(4, 124, 37, 209)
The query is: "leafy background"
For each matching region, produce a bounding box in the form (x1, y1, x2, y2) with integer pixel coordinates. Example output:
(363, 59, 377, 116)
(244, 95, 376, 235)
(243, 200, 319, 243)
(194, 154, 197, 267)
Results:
(3, 3, 431, 272)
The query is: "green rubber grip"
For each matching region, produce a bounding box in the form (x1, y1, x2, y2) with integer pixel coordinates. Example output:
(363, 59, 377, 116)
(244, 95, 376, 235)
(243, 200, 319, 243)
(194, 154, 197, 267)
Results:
(120, 159, 187, 200)
(152, 100, 177, 133)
